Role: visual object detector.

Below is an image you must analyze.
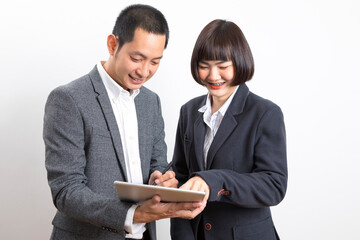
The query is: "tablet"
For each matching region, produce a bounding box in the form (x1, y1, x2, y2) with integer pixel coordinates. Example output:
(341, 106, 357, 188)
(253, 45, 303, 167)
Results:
(114, 181, 205, 202)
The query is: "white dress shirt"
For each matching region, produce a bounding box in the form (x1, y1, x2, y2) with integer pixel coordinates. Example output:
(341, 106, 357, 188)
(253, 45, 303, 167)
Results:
(198, 86, 239, 167)
(97, 62, 146, 239)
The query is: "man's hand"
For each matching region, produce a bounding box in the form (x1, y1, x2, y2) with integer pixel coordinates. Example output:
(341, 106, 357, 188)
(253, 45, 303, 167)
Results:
(134, 173, 208, 223)
(133, 195, 204, 223)
(148, 170, 178, 188)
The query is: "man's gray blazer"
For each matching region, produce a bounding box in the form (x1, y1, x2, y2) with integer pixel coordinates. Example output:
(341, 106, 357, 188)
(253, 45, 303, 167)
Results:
(43, 66, 168, 239)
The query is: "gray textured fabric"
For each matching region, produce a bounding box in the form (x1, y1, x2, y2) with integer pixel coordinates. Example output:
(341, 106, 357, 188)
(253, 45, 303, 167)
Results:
(43, 66, 167, 239)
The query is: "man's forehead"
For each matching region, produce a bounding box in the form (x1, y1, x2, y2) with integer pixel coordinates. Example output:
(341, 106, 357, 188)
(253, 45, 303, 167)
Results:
(130, 50, 163, 60)
(123, 29, 166, 59)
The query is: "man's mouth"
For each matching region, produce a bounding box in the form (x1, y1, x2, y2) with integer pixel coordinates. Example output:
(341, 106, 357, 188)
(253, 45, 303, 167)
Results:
(129, 75, 144, 83)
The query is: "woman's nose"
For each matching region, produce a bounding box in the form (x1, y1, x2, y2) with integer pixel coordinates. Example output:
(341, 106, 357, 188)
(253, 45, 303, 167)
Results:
(208, 68, 220, 81)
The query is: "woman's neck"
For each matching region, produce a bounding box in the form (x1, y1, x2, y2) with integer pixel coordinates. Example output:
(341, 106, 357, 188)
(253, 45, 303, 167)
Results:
(210, 96, 227, 114)
(210, 87, 237, 114)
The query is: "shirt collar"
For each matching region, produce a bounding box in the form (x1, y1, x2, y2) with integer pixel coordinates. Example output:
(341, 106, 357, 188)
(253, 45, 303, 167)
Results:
(198, 94, 211, 113)
(96, 62, 140, 100)
(198, 86, 239, 116)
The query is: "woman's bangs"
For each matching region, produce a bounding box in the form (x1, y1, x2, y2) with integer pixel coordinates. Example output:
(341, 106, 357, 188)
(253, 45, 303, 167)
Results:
(198, 39, 231, 61)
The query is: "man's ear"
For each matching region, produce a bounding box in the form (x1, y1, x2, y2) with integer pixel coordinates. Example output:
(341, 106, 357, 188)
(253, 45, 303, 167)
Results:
(107, 34, 118, 56)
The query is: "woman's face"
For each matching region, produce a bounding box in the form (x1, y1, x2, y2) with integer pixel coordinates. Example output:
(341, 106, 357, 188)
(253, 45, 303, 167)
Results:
(198, 60, 237, 103)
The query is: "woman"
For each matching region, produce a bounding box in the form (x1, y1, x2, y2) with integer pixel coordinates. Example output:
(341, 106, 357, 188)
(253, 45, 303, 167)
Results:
(170, 19, 287, 240)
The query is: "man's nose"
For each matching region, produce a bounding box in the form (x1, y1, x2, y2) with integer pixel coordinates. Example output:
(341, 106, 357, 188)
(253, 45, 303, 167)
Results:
(137, 62, 150, 78)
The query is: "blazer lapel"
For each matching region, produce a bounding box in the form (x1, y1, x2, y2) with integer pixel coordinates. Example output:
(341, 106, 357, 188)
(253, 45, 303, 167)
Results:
(193, 105, 207, 171)
(206, 84, 250, 169)
(134, 91, 152, 182)
(88, 67, 128, 181)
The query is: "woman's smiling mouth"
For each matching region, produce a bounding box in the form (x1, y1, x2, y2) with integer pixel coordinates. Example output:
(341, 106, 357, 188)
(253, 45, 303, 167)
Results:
(208, 82, 225, 89)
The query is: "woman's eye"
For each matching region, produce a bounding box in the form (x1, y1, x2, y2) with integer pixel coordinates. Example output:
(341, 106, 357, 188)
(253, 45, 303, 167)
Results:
(219, 66, 229, 70)
(199, 65, 208, 69)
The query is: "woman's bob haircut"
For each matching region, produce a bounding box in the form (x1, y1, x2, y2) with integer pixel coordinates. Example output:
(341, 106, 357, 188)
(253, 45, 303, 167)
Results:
(191, 19, 254, 86)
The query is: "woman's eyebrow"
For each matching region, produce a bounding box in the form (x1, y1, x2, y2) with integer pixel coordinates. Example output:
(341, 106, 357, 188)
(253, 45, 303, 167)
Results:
(199, 60, 230, 65)
(215, 61, 231, 65)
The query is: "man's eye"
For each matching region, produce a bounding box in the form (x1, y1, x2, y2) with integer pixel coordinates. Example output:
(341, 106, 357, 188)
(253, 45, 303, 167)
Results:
(151, 61, 160, 65)
(131, 56, 140, 62)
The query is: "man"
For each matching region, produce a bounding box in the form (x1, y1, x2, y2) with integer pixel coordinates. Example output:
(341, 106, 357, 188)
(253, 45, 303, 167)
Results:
(43, 4, 203, 240)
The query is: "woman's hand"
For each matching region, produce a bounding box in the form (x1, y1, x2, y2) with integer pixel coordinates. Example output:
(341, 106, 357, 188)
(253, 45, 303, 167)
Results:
(179, 176, 210, 217)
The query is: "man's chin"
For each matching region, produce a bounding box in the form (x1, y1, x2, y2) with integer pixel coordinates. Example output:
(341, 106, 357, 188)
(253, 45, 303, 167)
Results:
(130, 83, 143, 89)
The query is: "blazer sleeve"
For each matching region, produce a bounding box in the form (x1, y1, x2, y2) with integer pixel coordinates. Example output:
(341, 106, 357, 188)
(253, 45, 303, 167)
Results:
(43, 86, 131, 234)
(171, 106, 189, 185)
(196, 105, 287, 208)
(170, 106, 198, 239)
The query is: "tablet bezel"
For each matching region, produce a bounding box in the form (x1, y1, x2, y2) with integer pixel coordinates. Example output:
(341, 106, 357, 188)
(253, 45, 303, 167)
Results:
(114, 181, 205, 202)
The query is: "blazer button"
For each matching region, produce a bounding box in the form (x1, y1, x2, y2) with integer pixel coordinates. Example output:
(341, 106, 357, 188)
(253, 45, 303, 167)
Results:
(205, 223, 212, 231)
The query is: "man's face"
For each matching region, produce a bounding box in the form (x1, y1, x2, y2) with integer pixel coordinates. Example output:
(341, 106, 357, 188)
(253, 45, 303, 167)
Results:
(107, 28, 166, 91)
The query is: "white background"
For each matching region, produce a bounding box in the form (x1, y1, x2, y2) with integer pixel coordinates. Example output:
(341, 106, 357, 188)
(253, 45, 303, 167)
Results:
(1, 0, 359, 239)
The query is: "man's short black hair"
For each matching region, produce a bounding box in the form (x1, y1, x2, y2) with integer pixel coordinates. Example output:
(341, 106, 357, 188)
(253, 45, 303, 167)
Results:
(113, 4, 169, 50)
